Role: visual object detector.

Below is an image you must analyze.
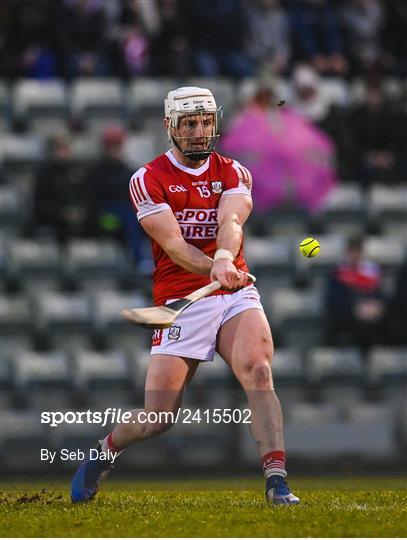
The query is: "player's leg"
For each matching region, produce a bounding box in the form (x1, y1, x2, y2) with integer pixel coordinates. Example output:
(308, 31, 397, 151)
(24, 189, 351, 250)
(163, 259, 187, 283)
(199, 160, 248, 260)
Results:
(108, 354, 199, 448)
(71, 354, 198, 503)
(217, 308, 299, 505)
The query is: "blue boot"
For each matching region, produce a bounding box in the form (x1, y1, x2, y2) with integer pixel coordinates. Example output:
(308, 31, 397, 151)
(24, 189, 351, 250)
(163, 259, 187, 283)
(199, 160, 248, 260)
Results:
(71, 442, 114, 503)
(266, 475, 300, 505)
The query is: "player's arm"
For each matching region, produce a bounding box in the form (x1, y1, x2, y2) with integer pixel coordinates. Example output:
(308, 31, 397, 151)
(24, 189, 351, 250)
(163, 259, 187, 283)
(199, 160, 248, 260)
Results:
(140, 210, 213, 276)
(130, 170, 212, 275)
(216, 193, 252, 257)
(211, 193, 252, 288)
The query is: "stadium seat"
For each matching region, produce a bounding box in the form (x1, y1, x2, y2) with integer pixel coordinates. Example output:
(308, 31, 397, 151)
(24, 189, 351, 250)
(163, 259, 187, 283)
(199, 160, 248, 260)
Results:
(365, 236, 405, 270)
(306, 347, 364, 386)
(34, 290, 91, 335)
(319, 184, 367, 234)
(368, 185, 407, 236)
(70, 131, 100, 161)
(367, 347, 407, 387)
(383, 77, 403, 101)
(2, 132, 45, 165)
(73, 349, 130, 390)
(0, 409, 47, 469)
(282, 400, 396, 460)
(126, 348, 150, 393)
(1, 334, 33, 363)
(249, 208, 310, 238)
(119, 439, 169, 468)
(0, 80, 11, 119)
(70, 78, 125, 118)
(123, 132, 157, 168)
(11, 349, 72, 409)
(128, 77, 178, 117)
(0, 293, 34, 335)
(267, 286, 323, 348)
(0, 184, 24, 228)
(64, 239, 129, 282)
(351, 77, 403, 104)
(173, 413, 232, 466)
(271, 348, 305, 386)
(8, 238, 61, 280)
(93, 290, 147, 335)
(0, 336, 33, 407)
(13, 80, 68, 119)
(192, 352, 232, 387)
(12, 350, 70, 387)
(72, 349, 133, 408)
(244, 236, 292, 280)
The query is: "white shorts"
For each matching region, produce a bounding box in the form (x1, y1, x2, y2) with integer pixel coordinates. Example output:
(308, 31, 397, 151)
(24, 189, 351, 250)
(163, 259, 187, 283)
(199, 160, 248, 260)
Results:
(150, 285, 264, 362)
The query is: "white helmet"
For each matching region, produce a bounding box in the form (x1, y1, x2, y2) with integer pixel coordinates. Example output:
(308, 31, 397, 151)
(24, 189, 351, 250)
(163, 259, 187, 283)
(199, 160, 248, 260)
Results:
(164, 86, 222, 161)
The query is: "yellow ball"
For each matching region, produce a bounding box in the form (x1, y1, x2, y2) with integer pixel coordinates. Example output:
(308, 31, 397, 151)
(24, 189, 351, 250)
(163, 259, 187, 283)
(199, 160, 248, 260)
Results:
(299, 237, 320, 258)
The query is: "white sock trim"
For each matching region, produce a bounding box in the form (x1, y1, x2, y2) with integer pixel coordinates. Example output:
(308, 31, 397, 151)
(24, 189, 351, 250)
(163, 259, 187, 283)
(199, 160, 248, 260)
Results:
(265, 467, 287, 479)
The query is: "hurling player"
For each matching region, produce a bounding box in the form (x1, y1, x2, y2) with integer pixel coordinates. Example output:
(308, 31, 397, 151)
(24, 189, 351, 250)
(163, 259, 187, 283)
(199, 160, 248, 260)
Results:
(71, 87, 299, 505)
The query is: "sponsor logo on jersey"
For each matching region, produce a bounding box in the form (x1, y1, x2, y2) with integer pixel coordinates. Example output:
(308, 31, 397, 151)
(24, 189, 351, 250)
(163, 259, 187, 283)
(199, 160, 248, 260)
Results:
(169, 184, 188, 193)
(211, 181, 223, 194)
(174, 208, 218, 240)
(168, 325, 181, 340)
(152, 329, 163, 346)
(192, 180, 208, 186)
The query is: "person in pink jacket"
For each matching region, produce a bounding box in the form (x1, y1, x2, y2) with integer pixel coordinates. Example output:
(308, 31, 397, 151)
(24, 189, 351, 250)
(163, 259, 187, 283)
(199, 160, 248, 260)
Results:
(221, 82, 338, 214)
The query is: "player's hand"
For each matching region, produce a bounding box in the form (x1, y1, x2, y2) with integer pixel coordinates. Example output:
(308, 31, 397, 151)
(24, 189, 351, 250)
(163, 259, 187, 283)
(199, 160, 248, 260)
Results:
(211, 259, 248, 290)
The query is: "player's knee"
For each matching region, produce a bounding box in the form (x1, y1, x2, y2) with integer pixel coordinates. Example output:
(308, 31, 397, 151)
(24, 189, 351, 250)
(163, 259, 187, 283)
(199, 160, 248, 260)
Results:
(240, 359, 272, 389)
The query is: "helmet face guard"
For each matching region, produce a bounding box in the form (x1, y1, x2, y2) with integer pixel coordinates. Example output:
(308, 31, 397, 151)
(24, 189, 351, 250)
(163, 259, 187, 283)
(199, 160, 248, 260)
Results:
(165, 87, 223, 161)
(169, 109, 223, 161)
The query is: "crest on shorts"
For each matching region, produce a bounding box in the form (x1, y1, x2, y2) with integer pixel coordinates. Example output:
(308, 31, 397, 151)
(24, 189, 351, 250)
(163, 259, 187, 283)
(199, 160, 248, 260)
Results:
(168, 325, 181, 340)
(211, 181, 223, 194)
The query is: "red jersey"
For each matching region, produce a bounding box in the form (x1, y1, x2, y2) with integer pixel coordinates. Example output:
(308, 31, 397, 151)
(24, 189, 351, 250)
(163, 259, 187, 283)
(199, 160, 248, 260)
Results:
(129, 150, 252, 305)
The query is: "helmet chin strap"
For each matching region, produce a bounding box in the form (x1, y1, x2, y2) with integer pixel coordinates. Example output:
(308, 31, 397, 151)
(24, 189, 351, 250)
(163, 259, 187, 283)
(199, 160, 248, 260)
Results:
(171, 135, 219, 161)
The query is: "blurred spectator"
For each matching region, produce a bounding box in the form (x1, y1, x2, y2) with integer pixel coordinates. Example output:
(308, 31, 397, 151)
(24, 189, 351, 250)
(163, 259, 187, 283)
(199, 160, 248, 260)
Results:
(121, 24, 150, 76)
(119, 0, 160, 36)
(184, 0, 253, 78)
(383, 0, 407, 76)
(386, 257, 407, 346)
(85, 126, 149, 268)
(33, 133, 94, 241)
(290, 0, 348, 75)
(395, 88, 407, 180)
(118, 0, 159, 76)
(220, 80, 337, 214)
(290, 64, 355, 178)
(290, 64, 332, 122)
(340, 0, 384, 75)
(150, 0, 191, 76)
(55, 0, 111, 78)
(244, 0, 291, 75)
(0, 0, 58, 79)
(324, 235, 386, 351)
(350, 81, 401, 185)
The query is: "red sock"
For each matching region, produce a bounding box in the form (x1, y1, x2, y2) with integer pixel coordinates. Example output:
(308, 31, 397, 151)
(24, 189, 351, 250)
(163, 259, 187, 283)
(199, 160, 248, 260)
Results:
(105, 433, 122, 453)
(262, 450, 286, 478)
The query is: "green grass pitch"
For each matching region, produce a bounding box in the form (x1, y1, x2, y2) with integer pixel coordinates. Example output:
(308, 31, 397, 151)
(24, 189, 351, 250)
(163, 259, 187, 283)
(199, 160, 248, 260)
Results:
(1, 477, 406, 537)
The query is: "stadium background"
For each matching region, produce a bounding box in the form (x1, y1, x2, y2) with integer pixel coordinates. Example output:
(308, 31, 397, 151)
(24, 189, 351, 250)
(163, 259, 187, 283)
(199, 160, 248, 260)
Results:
(0, 0, 406, 481)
